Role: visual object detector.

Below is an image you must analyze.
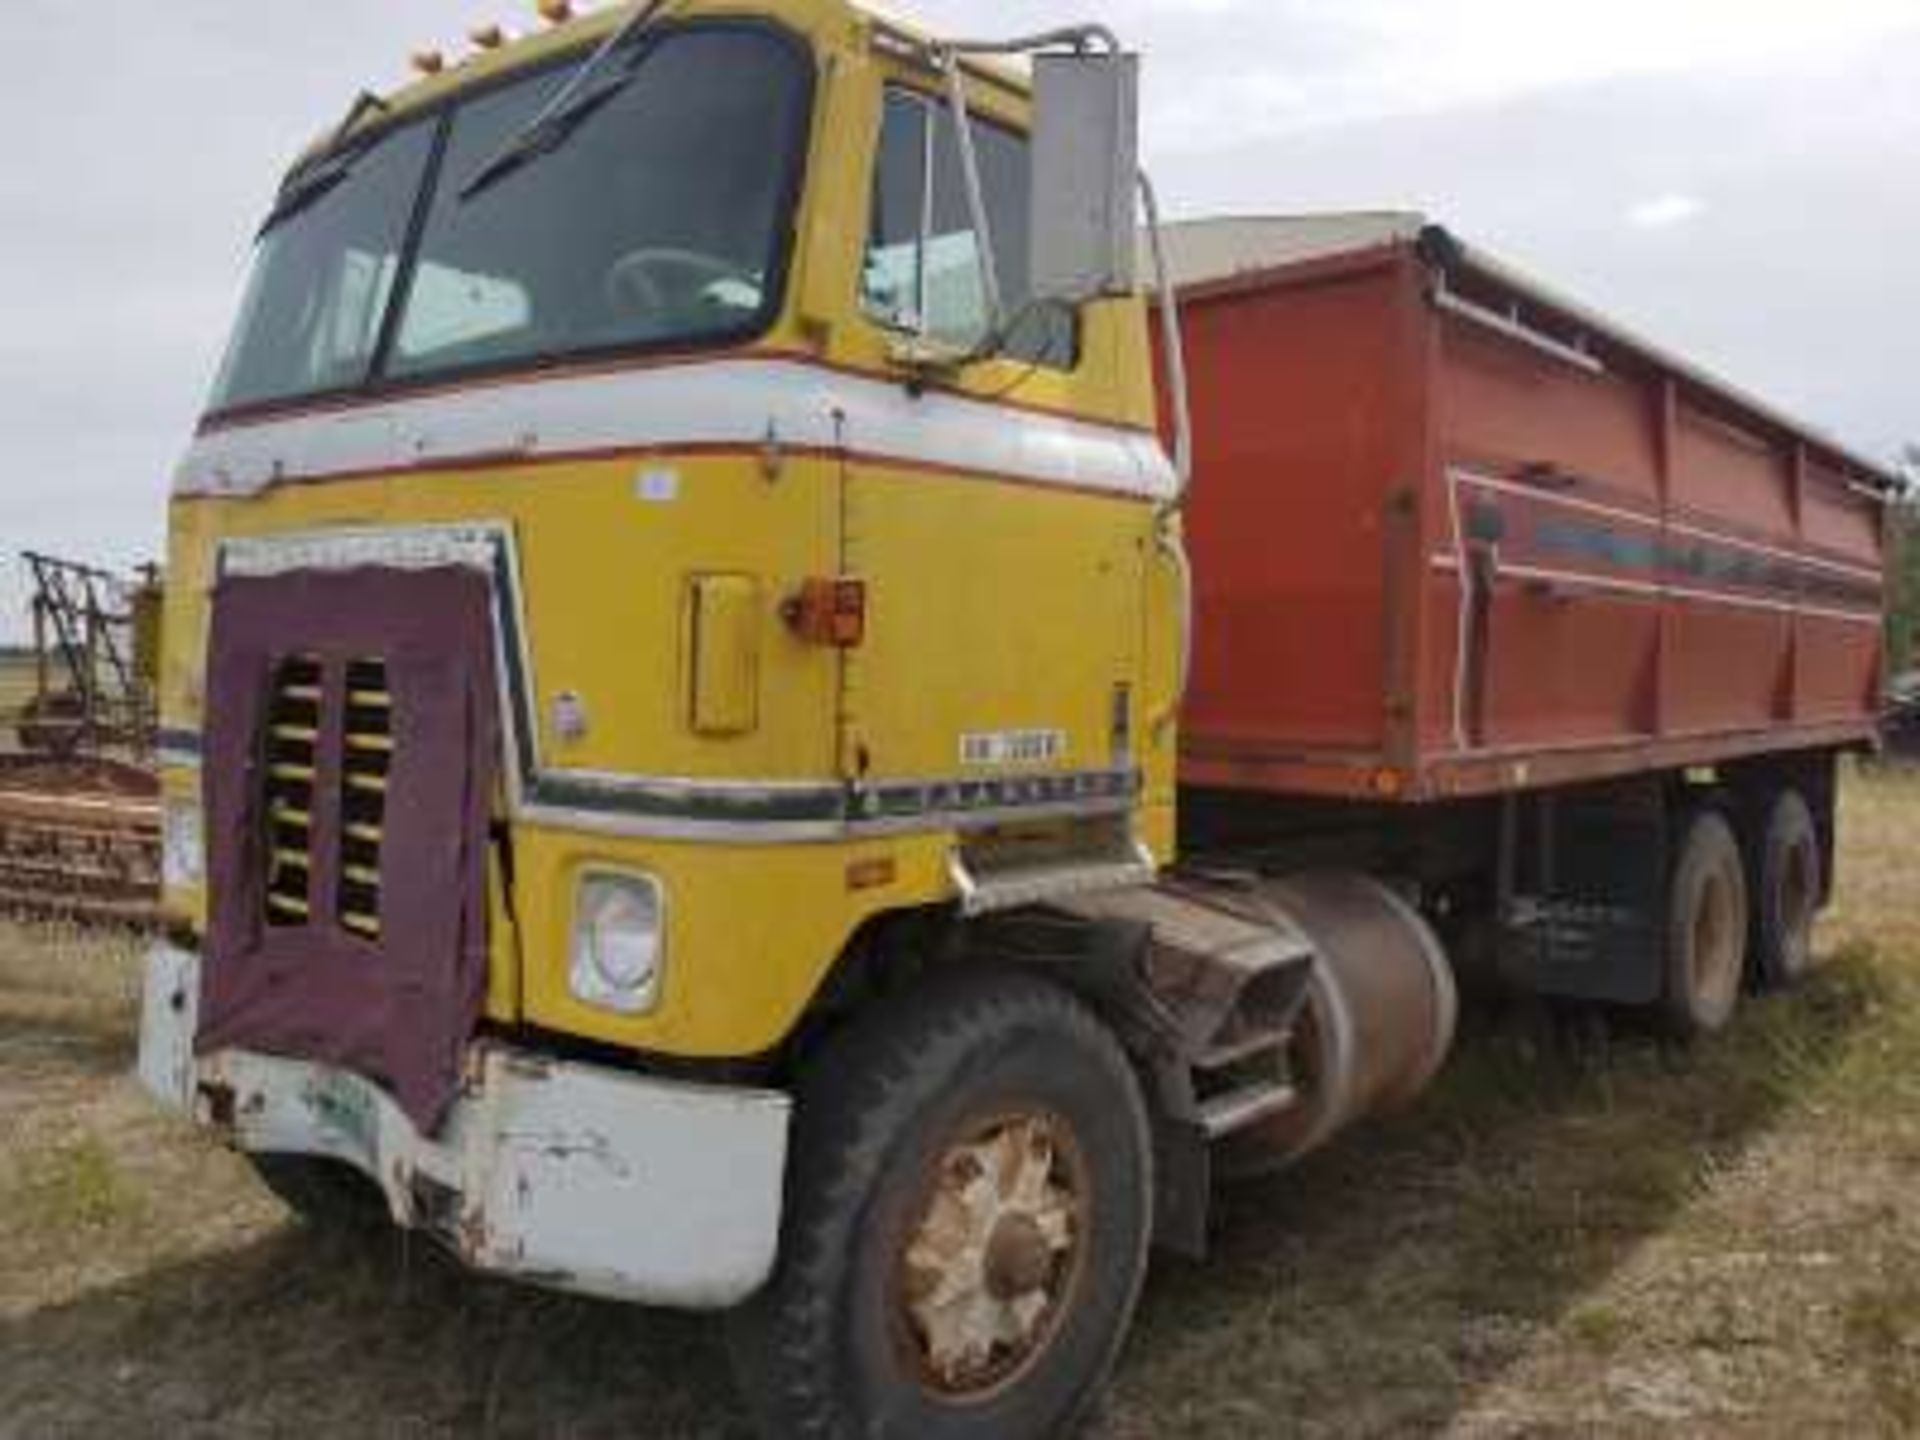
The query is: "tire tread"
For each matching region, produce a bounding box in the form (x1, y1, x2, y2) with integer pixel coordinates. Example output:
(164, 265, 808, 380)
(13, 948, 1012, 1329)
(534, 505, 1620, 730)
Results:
(730, 968, 1149, 1440)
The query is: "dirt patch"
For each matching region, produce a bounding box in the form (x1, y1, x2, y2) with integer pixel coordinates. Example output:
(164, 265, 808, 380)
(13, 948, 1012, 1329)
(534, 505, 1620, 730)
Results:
(2, 770, 1918, 1437)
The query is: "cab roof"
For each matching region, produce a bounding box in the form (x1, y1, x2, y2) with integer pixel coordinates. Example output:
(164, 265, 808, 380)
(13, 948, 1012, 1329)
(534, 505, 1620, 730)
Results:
(302, 0, 1024, 165)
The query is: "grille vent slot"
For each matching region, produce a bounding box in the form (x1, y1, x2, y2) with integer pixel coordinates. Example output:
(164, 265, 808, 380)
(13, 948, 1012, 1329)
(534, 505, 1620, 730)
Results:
(337, 658, 392, 942)
(263, 655, 323, 927)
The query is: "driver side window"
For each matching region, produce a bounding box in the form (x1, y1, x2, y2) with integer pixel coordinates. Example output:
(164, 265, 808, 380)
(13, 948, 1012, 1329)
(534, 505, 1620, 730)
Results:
(862, 88, 1076, 368)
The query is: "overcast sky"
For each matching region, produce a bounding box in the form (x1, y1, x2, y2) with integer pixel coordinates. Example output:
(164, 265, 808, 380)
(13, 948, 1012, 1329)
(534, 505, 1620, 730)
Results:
(2, 0, 1915, 637)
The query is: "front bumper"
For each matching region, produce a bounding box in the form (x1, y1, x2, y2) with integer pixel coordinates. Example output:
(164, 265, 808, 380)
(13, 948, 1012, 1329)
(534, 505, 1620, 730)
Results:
(137, 943, 790, 1309)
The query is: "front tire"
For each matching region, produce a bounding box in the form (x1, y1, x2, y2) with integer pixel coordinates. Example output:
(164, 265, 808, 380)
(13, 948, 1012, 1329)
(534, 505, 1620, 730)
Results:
(729, 969, 1153, 1440)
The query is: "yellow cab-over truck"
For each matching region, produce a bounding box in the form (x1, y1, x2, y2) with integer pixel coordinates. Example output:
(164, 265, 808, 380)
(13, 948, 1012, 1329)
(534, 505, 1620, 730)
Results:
(138, 1, 1895, 1435)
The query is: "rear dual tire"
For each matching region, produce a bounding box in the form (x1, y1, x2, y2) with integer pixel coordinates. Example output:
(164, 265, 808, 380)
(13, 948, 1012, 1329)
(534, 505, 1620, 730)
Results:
(1751, 788, 1821, 990)
(1660, 787, 1825, 1037)
(1660, 809, 1749, 1039)
(728, 969, 1153, 1440)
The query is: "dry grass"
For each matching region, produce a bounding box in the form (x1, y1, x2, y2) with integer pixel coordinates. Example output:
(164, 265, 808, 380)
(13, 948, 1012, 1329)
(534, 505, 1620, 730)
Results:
(0, 769, 1917, 1437)
(0, 653, 37, 747)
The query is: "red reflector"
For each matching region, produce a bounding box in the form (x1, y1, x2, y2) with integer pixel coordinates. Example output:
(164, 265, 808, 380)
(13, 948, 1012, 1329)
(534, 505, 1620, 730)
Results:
(1371, 767, 1406, 799)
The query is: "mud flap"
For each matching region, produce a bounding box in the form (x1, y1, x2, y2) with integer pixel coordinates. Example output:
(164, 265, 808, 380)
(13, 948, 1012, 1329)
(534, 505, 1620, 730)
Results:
(1498, 780, 1670, 1004)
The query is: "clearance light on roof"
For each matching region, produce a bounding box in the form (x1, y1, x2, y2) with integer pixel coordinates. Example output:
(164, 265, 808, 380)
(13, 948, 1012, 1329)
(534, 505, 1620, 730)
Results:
(537, 0, 577, 23)
(412, 49, 447, 75)
(470, 23, 511, 50)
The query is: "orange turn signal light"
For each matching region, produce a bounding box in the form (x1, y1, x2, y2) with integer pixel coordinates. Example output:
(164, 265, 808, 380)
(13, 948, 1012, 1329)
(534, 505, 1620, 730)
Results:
(783, 578, 868, 650)
(846, 857, 898, 893)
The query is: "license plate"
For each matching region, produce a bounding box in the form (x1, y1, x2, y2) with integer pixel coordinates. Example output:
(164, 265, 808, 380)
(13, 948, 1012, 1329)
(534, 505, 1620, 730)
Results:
(307, 1071, 381, 1169)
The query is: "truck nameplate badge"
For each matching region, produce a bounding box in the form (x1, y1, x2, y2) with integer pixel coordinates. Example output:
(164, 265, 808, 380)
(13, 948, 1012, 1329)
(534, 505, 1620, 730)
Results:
(960, 730, 1067, 768)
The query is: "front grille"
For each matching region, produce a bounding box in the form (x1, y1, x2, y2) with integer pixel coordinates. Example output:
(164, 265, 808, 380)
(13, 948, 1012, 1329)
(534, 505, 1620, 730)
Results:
(258, 655, 391, 941)
(263, 656, 323, 927)
(337, 659, 392, 942)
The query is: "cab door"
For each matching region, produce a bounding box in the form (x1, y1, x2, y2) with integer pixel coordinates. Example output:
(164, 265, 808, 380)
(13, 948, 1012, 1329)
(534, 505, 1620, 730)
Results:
(835, 89, 1151, 819)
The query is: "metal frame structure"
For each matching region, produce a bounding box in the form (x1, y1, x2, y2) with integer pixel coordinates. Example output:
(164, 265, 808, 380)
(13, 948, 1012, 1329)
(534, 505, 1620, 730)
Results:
(15, 551, 157, 759)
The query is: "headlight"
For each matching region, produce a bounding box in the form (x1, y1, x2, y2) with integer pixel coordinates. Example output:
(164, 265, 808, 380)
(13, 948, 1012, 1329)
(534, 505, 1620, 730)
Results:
(569, 873, 666, 1016)
(163, 801, 205, 891)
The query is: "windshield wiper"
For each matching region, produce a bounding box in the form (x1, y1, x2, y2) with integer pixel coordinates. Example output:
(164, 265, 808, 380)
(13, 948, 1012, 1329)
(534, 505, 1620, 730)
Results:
(259, 150, 361, 235)
(458, 70, 636, 202)
(458, 0, 679, 204)
(258, 91, 391, 237)
(329, 90, 392, 150)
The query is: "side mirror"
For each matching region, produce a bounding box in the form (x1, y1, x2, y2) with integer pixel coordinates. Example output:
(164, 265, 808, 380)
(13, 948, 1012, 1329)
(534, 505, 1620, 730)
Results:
(1030, 51, 1140, 305)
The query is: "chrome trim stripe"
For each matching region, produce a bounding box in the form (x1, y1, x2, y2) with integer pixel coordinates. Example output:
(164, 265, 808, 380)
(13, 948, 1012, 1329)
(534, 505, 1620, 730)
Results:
(1437, 556, 1886, 629)
(1666, 518, 1883, 585)
(158, 728, 205, 770)
(1452, 467, 1884, 585)
(176, 357, 1178, 503)
(522, 786, 1137, 846)
(162, 727, 1138, 844)
(1439, 466, 1887, 751)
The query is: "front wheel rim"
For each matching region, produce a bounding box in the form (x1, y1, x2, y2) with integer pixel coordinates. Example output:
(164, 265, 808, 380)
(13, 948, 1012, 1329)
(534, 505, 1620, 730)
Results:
(893, 1109, 1090, 1402)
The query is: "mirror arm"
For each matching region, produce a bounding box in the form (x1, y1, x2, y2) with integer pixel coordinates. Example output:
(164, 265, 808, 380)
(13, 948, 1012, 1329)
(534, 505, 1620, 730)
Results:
(936, 52, 1006, 338)
(938, 25, 1123, 59)
(1139, 169, 1193, 504)
(1139, 167, 1195, 741)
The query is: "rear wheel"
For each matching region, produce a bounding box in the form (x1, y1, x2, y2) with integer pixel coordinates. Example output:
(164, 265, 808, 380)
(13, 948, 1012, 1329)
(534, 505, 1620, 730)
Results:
(1751, 788, 1821, 989)
(1660, 809, 1750, 1039)
(729, 969, 1153, 1440)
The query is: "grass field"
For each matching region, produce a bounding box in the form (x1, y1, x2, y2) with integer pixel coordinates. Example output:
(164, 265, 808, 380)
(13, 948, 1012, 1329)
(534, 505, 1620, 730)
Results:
(1, 769, 1917, 1436)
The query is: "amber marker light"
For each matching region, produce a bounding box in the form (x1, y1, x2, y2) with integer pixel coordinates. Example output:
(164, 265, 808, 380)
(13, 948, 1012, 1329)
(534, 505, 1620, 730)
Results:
(783, 578, 869, 650)
(537, 0, 577, 22)
(412, 50, 447, 75)
(470, 24, 509, 49)
(1371, 766, 1407, 800)
(846, 857, 898, 893)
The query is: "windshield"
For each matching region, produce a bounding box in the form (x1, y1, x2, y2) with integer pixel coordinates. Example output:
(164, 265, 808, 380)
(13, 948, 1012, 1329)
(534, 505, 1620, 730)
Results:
(210, 123, 436, 413)
(207, 23, 811, 416)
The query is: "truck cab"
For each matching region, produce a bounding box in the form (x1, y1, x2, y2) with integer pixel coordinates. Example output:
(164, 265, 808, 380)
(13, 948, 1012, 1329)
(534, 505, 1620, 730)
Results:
(144, 4, 1204, 1433)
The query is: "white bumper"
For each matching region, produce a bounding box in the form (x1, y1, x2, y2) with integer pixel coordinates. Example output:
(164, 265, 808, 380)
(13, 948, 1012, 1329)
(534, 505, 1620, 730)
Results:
(137, 943, 790, 1309)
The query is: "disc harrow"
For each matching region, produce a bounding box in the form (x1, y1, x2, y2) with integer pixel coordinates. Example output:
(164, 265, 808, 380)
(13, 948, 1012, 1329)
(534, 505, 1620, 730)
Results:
(0, 756, 161, 928)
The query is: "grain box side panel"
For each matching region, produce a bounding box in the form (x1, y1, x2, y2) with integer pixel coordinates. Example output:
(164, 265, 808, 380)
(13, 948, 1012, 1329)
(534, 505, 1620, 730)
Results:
(1803, 454, 1884, 562)
(1671, 401, 1796, 539)
(1428, 308, 1665, 758)
(1179, 255, 1418, 780)
(1665, 398, 1802, 736)
(1797, 452, 1888, 722)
